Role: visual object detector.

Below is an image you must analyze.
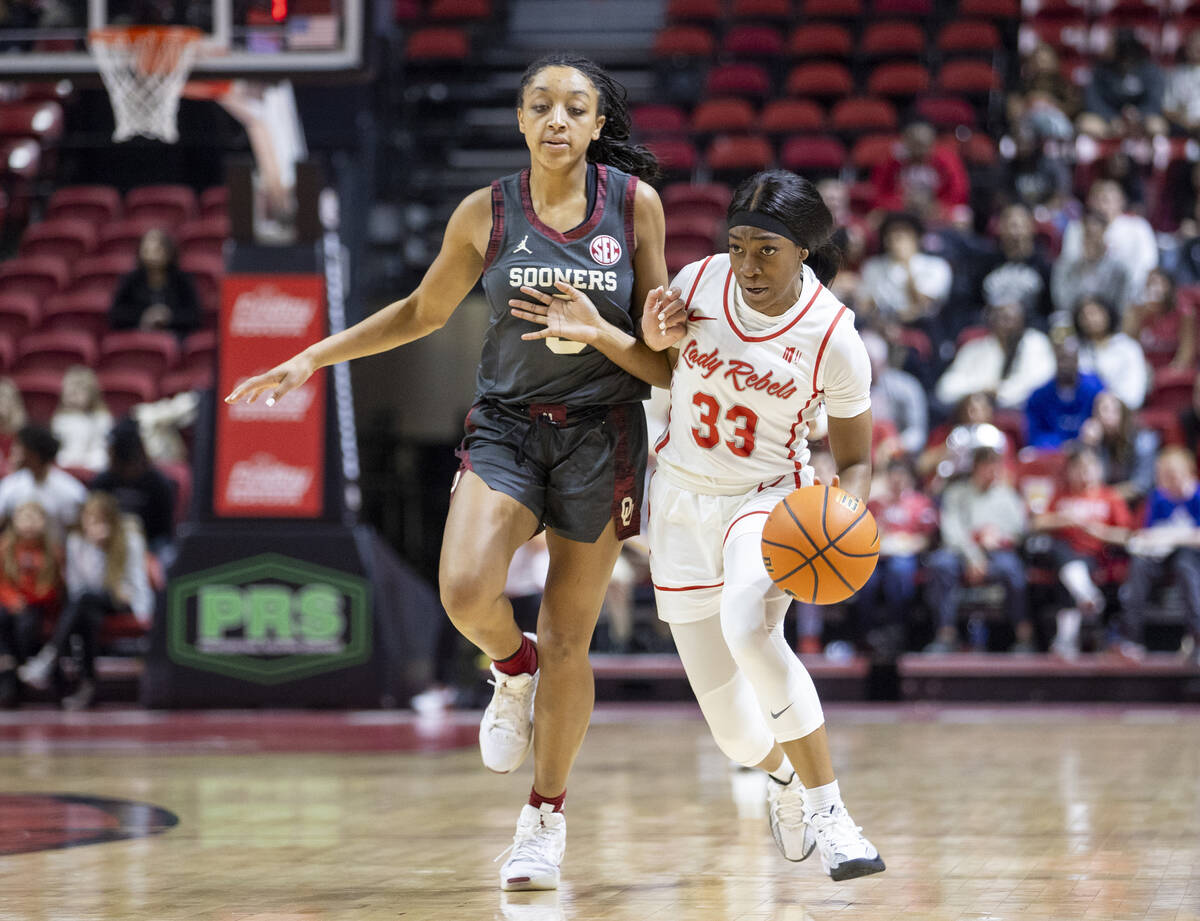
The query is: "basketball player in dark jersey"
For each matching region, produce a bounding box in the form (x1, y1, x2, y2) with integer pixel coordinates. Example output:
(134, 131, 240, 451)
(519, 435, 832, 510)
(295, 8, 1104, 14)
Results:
(225, 55, 680, 891)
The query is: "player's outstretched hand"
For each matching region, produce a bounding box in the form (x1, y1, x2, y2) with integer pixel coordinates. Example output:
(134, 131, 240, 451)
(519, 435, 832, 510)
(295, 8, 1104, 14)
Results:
(641, 285, 686, 351)
(224, 352, 316, 407)
(509, 281, 602, 345)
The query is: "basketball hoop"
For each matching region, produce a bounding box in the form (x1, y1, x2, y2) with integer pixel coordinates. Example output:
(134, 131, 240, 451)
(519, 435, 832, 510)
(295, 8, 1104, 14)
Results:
(88, 26, 205, 144)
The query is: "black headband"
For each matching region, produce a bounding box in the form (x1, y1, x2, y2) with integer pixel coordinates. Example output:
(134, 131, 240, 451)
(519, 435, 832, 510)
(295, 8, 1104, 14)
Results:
(727, 210, 801, 245)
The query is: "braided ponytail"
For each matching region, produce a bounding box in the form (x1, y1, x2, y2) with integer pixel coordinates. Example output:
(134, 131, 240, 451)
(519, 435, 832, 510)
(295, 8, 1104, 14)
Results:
(518, 54, 661, 183)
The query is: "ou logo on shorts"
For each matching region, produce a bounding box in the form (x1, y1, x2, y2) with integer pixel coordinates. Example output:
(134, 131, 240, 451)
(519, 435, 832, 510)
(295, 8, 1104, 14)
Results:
(589, 234, 622, 266)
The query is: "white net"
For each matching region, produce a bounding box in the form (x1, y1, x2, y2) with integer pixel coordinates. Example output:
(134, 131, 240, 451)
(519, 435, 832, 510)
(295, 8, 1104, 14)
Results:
(89, 27, 203, 144)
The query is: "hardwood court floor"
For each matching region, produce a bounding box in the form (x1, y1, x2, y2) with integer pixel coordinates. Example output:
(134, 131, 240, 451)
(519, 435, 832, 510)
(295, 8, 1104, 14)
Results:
(1, 704, 1198, 921)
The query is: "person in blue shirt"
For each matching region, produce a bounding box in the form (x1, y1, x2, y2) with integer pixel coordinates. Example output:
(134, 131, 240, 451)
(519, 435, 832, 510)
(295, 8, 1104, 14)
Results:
(1025, 337, 1105, 449)
(1117, 446, 1200, 661)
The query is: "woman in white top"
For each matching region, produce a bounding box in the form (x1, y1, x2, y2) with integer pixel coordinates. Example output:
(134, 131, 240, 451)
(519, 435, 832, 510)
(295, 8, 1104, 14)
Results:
(51, 365, 113, 472)
(1073, 294, 1149, 410)
(18, 491, 151, 709)
(511, 170, 884, 882)
(859, 211, 952, 326)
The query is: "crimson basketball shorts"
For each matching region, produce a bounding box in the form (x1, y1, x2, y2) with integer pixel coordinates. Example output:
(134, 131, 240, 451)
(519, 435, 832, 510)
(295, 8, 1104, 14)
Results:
(455, 400, 647, 544)
(648, 472, 811, 624)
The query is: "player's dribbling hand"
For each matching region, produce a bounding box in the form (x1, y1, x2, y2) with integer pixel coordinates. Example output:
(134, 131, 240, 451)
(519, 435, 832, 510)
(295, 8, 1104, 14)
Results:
(641, 285, 685, 351)
(812, 474, 842, 490)
(509, 281, 601, 345)
(223, 352, 316, 407)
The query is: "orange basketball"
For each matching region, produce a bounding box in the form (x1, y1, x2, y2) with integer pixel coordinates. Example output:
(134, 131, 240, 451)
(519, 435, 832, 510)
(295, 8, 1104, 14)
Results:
(761, 485, 880, 605)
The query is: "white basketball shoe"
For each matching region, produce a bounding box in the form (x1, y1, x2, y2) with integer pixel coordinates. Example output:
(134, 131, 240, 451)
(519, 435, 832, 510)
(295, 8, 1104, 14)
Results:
(498, 803, 566, 891)
(479, 633, 538, 773)
(767, 773, 814, 861)
(806, 802, 886, 881)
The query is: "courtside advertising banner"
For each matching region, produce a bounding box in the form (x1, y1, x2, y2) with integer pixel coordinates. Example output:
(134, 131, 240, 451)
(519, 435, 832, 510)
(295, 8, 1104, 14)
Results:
(216, 274, 326, 517)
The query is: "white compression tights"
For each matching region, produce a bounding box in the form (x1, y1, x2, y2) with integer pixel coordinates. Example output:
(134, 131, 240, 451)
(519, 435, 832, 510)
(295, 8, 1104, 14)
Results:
(669, 529, 826, 764)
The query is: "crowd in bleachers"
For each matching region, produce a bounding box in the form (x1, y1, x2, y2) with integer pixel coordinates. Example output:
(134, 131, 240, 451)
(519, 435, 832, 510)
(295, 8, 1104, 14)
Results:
(624, 0, 1200, 660)
(0, 171, 224, 707)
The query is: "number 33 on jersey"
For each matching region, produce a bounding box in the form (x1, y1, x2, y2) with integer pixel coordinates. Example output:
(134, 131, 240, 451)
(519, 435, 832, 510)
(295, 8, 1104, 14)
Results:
(654, 254, 872, 492)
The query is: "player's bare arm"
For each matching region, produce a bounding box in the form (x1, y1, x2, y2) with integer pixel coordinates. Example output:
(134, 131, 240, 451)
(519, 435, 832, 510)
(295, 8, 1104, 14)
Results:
(827, 409, 873, 501)
(225, 188, 491, 405)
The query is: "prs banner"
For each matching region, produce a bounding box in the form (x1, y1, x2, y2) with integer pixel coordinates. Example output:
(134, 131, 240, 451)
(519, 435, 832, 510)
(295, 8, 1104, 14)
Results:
(215, 274, 326, 518)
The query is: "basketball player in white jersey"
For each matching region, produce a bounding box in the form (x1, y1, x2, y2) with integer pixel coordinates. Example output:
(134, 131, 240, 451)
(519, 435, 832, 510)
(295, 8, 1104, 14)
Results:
(510, 170, 884, 881)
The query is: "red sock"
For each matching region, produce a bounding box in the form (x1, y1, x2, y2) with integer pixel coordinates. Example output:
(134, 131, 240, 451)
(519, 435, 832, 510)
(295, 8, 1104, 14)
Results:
(529, 787, 565, 812)
(494, 635, 537, 676)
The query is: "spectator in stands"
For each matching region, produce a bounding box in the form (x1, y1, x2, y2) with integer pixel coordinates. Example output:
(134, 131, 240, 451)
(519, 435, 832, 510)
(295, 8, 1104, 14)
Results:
(1051, 211, 1135, 318)
(863, 330, 927, 457)
(858, 212, 952, 339)
(1116, 447, 1200, 662)
(0, 378, 27, 476)
(980, 204, 1054, 327)
(1124, 269, 1196, 372)
(816, 178, 868, 271)
(109, 229, 201, 339)
(1059, 181, 1158, 299)
(19, 492, 152, 710)
(1078, 29, 1168, 139)
(1028, 444, 1134, 658)
(1079, 390, 1159, 502)
(1026, 337, 1105, 450)
(0, 426, 87, 537)
(855, 457, 938, 655)
(924, 446, 1032, 654)
(0, 502, 61, 707)
(51, 366, 113, 473)
(1164, 30, 1200, 135)
(91, 419, 175, 564)
(868, 121, 969, 223)
(918, 393, 1012, 487)
(1073, 294, 1148, 410)
(935, 301, 1055, 411)
(1006, 43, 1079, 143)
(997, 127, 1073, 217)
(1181, 375, 1200, 457)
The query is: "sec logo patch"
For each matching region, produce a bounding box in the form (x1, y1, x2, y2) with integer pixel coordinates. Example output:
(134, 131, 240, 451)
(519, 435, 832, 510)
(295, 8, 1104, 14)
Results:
(589, 234, 622, 266)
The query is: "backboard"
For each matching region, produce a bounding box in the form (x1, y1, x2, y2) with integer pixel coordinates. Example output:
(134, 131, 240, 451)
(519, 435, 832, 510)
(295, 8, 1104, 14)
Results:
(0, 0, 367, 79)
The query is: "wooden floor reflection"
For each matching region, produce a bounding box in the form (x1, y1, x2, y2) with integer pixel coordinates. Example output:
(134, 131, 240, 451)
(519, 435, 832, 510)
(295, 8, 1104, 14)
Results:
(1, 704, 1198, 921)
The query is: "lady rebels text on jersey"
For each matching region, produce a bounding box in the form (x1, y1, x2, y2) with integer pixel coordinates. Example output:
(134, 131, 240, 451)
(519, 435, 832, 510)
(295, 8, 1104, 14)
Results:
(654, 254, 872, 494)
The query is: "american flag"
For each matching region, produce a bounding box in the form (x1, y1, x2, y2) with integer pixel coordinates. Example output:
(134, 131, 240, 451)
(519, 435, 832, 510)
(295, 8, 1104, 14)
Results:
(287, 15, 340, 50)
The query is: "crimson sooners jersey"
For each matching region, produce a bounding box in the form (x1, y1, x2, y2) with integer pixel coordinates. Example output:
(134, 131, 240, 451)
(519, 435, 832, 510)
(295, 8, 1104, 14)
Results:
(654, 254, 871, 494)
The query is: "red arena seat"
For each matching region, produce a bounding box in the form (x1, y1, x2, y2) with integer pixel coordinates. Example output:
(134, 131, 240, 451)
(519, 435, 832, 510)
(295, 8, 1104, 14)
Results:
(800, 0, 863, 17)
(706, 134, 774, 172)
(661, 182, 731, 212)
(760, 98, 826, 134)
(785, 62, 854, 97)
(705, 63, 773, 99)
(404, 27, 470, 61)
(428, 0, 492, 20)
(124, 185, 197, 228)
(851, 133, 901, 169)
(860, 21, 926, 58)
(11, 370, 63, 422)
(722, 25, 786, 58)
(666, 0, 723, 22)
(731, 0, 794, 18)
(937, 20, 1002, 54)
(98, 330, 181, 378)
(867, 61, 933, 96)
(71, 252, 135, 297)
(46, 185, 121, 224)
(19, 218, 97, 263)
(40, 290, 112, 339)
(96, 216, 164, 259)
(646, 138, 699, 175)
(787, 23, 853, 59)
(13, 329, 98, 374)
(0, 254, 70, 301)
(0, 292, 39, 339)
(914, 96, 978, 129)
(830, 96, 899, 133)
(0, 100, 64, 141)
(692, 98, 758, 135)
(96, 369, 158, 417)
(632, 104, 689, 138)
(780, 135, 848, 172)
(653, 25, 716, 58)
(938, 60, 1001, 94)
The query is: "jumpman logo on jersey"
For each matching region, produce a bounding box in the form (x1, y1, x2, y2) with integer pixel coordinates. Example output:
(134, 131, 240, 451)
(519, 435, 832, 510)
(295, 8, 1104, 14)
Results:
(513, 235, 533, 255)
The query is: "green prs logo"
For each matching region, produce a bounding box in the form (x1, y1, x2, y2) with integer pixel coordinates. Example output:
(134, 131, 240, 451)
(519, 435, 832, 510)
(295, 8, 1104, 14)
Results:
(167, 553, 372, 685)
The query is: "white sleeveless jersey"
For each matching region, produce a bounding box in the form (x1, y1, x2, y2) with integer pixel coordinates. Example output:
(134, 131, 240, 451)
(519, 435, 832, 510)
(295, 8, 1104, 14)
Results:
(654, 254, 872, 496)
